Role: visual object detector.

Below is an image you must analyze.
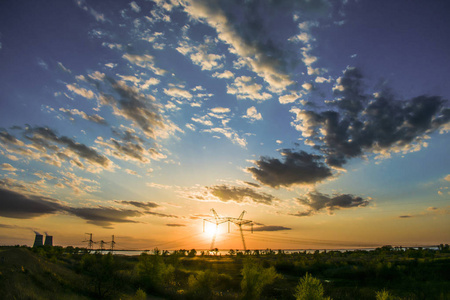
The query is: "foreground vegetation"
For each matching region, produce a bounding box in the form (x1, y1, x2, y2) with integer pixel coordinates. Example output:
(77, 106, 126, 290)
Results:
(0, 245, 449, 299)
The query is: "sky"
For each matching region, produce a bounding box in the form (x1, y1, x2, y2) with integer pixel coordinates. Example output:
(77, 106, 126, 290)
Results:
(0, 0, 449, 250)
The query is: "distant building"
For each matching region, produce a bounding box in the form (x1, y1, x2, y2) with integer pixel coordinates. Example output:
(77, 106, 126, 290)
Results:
(44, 235, 53, 246)
(33, 233, 43, 247)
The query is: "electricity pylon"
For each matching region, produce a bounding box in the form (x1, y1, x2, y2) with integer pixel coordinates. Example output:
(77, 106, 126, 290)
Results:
(83, 233, 95, 251)
(110, 235, 116, 253)
(203, 209, 253, 251)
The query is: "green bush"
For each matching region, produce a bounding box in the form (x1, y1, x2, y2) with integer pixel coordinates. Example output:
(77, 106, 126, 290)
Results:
(294, 273, 331, 300)
(240, 258, 281, 299)
(186, 269, 217, 299)
(134, 253, 174, 292)
(375, 289, 396, 300)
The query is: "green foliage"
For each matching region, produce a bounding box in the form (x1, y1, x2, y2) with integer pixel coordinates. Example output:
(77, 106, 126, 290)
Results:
(133, 288, 147, 300)
(134, 252, 174, 292)
(188, 249, 197, 257)
(240, 258, 281, 299)
(79, 252, 120, 298)
(375, 289, 396, 300)
(294, 273, 331, 300)
(186, 269, 217, 299)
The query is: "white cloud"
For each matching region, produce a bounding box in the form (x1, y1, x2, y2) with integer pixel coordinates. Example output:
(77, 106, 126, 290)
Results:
(243, 106, 262, 121)
(130, 1, 141, 13)
(164, 87, 193, 99)
(210, 107, 230, 114)
(176, 39, 224, 71)
(123, 53, 166, 76)
(1, 163, 17, 172)
(227, 76, 271, 101)
(192, 115, 213, 127)
(66, 84, 95, 99)
(279, 92, 301, 104)
(212, 70, 234, 79)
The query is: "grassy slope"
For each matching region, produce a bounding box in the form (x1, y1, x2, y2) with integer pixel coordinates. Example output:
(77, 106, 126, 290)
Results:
(0, 247, 89, 300)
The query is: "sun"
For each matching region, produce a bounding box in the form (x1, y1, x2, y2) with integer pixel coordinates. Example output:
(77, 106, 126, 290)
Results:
(204, 223, 219, 238)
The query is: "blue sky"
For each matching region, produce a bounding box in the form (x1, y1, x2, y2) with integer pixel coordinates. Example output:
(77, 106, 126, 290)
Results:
(0, 0, 449, 250)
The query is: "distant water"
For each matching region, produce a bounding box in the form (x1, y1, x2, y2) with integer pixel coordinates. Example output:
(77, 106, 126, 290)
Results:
(98, 247, 438, 256)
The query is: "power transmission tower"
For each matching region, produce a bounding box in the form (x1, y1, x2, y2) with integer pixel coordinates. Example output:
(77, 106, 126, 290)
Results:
(83, 233, 95, 251)
(110, 235, 116, 253)
(203, 209, 253, 251)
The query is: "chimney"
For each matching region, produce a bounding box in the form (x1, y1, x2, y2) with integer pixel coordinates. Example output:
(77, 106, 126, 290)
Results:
(33, 233, 43, 247)
(44, 235, 53, 246)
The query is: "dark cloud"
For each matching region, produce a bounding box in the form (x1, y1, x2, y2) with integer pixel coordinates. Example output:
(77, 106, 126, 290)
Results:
(109, 138, 149, 162)
(66, 206, 142, 227)
(102, 79, 165, 138)
(59, 108, 107, 125)
(166, 223, 186, 227)
(0, 130, 23, 146)
(399, 215, 413, 218)
(250, 225, 291, 232)
(146, 211, 179, 218)
(291, 191, 370, 216)
(243, 181, 260, 188)
(294, 67, 450, 168)
(208, 184, 278, 205)
(118, 200, 159, 209)
(0, 188, 65, 219)
(0, 187, 176, 226)
(23, 126, 111, 168)
(247, 150, 332, 188)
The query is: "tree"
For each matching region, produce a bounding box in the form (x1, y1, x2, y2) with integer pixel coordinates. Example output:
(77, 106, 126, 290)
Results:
(80, 253, 120, 298)
(135, 252, 174, 292)
(241, 259, 281, 299)
(188, 249, 197, 257)
(186, 270, 217, 299)
(294, 273, 331, 300)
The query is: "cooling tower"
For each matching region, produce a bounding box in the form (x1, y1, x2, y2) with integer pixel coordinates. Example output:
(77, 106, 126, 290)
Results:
(33, 234, 43, 247)
(44, 235, 53, 246)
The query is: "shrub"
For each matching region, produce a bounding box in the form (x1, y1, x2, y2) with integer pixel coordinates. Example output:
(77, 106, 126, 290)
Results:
(134, 253, 174, 292)
(375, 289, 396, 300)
(241, 258, 281, 299)
(294, 273, 331, 300)
(186, 269, 217, 299)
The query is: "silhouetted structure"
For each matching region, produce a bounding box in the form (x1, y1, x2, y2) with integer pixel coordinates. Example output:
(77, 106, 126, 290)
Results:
(44, 235, 53, 246)
(33, 232, 43, 247)
(203, 209, 253, 251)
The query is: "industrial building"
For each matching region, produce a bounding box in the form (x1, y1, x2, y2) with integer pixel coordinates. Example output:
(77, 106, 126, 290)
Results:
(33, 233, 43, 247)
(33, 232, 53, 247)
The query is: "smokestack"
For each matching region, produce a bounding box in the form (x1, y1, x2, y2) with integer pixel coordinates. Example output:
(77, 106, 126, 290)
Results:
(44, 235, 53, 246)
(33, 233, 43, 247)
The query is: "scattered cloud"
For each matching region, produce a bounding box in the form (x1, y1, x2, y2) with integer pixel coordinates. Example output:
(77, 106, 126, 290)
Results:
(207, 184, 278, 205)
(227, 76, 271, 101)
(1, 163, 17, 172)
(59, 108, 107, 125)
(118, 200, 159, 209)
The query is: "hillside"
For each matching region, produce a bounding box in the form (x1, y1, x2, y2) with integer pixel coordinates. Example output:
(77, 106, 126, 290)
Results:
(0, 247, 89, 299)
